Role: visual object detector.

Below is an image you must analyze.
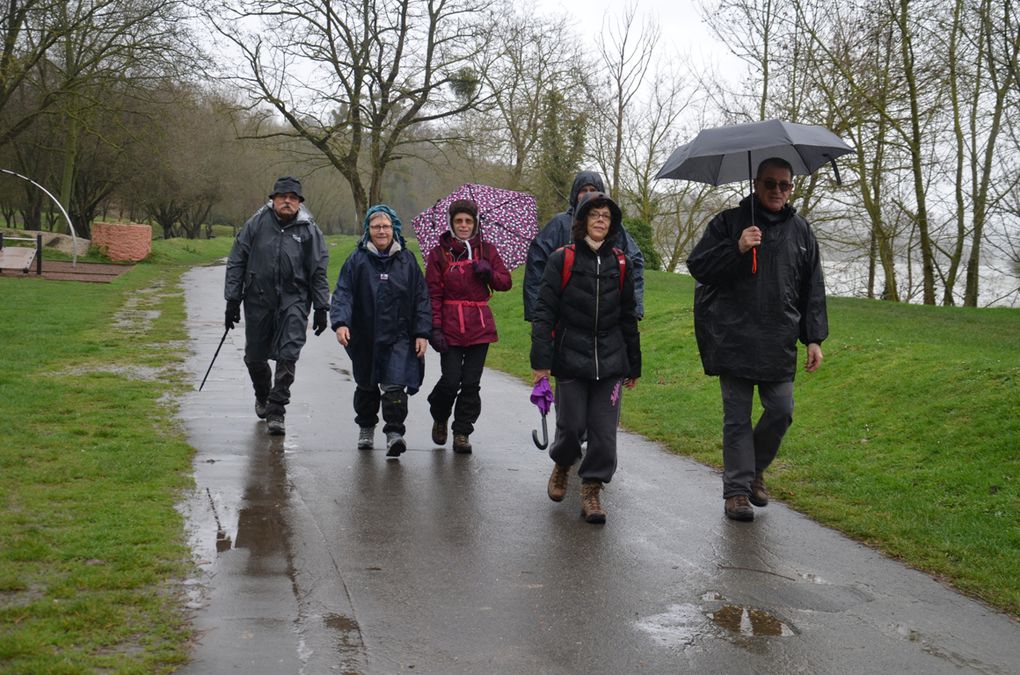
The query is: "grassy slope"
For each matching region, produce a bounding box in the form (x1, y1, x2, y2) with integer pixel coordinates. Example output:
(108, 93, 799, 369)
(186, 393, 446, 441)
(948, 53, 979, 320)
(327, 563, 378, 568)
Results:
(0, 237, 234, 672)
(488, 265, 1020, 616)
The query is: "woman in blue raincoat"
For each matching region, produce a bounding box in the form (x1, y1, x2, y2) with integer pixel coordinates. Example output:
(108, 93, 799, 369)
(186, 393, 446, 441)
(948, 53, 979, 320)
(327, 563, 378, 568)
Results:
(330, 205, 431, 457)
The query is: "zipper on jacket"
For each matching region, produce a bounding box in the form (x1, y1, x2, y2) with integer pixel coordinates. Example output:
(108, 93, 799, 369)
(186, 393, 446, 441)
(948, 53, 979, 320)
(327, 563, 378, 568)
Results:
(594, 254, 601, 379)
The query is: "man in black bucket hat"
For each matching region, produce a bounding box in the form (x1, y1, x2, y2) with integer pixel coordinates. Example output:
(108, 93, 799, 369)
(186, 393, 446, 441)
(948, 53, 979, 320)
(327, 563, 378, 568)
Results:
(224, 176, 330, 435)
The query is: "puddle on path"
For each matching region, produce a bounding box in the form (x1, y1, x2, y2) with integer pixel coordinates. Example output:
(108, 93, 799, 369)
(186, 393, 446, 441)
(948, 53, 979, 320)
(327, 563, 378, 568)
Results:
(635, 598, 796, 649)
(710, 605, 796, 637)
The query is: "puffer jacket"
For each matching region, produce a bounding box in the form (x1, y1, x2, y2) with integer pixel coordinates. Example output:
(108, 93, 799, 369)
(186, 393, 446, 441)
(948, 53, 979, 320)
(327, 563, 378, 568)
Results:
(330, 236, 431, 393)
(686, 195, 828, 382)
(224, 203, 329, 361)
(530, 239, 641, 381)
(523, 171, 646, 321)
(425, 231, 512, 347)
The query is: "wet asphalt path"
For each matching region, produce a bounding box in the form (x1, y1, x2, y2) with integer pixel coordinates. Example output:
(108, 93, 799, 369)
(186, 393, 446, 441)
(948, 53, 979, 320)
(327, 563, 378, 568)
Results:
(177, 263, 1019, 674)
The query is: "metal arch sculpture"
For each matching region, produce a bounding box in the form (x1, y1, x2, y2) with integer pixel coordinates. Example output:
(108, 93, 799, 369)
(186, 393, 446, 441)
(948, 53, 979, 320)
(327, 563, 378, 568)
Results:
(0, 168, 79, 267)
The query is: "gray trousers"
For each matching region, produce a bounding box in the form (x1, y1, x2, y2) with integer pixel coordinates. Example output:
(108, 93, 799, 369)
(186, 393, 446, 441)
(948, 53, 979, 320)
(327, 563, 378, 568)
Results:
(549, 377, 623, 484)
(720, 375, 794, 498)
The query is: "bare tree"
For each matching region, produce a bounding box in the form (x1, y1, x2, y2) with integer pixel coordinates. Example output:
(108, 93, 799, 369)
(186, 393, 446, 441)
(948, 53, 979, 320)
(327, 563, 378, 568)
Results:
(588, 2, 657, 199)
(472, 9, 591, 190)
(208, 0, 492, 216)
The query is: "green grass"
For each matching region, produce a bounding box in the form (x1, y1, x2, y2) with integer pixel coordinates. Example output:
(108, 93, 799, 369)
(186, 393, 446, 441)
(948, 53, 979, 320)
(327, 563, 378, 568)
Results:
(0, 236, 233, 672)
(489, 266, 1020, 616)
(1, 233, 1016, 672)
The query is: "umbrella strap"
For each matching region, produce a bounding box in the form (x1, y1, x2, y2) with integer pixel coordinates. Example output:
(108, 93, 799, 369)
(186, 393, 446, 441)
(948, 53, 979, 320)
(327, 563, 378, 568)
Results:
(443, 299, 488, 333)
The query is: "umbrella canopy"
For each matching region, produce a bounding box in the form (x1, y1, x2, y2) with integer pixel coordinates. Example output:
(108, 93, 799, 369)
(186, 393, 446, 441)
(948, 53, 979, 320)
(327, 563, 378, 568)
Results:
(654, 119, 853, 186)
(530, 377, 554, 416)
(411, 183, 538, 270)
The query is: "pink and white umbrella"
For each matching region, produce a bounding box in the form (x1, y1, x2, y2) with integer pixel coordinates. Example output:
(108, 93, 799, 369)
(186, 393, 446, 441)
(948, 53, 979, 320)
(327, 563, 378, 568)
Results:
(410, 183, 538, 270)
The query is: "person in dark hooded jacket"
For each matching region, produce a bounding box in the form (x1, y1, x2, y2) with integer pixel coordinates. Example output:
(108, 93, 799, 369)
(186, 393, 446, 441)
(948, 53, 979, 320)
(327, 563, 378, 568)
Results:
(424, 199, 513, 454)
(523, 171, 646, 321)
(330, 204, 431, 457)
(686, 157, 828, 522)
(531, 192, 641, 524)
(224, 176, 330, 436)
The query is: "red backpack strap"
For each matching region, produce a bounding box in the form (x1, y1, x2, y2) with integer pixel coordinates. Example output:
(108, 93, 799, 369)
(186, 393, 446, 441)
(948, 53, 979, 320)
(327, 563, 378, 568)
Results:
(559, 244, 575, 291)
(613, 247, 626, 291)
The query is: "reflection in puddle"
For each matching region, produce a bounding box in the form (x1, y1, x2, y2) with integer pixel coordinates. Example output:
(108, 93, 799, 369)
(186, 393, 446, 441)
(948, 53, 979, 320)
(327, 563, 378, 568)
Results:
(710, 605, 795, 637)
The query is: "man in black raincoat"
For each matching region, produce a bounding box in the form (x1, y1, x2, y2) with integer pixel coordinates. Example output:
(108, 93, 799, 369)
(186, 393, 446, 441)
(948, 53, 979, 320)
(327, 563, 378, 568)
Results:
(224, 176, 330, 436)
(523, 171, 646, 321)
(687, 157, 828, 522)
(330, 204, 431, 458)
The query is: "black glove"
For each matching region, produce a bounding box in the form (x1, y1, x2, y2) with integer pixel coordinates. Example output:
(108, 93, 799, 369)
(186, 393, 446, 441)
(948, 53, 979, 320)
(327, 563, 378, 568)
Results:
(473, 258, 492, 283)
(313, 308, 328, 336)
(225, 300, 241, 330)
(429, 331, 449, 354)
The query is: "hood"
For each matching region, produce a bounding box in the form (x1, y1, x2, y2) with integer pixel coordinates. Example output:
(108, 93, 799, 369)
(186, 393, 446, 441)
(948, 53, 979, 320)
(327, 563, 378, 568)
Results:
(361, 203, 407, 247)
(568, 171, 606, 212)
(572, 191, 623, 244)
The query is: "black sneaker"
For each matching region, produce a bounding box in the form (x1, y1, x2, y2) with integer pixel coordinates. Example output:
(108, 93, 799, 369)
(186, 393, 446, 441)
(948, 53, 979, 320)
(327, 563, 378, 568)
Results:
(385, 432, 406, 457)
(266, 416, 285, 436)
(255, 399, 268, 419)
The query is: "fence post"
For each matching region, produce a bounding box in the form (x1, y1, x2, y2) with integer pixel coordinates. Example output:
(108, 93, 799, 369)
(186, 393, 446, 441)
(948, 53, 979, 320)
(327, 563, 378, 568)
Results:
(36, 234, 42, 275)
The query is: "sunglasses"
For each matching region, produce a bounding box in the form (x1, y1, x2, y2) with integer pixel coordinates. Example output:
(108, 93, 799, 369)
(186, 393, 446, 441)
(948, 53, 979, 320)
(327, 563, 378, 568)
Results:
(759, 178, 794, 193)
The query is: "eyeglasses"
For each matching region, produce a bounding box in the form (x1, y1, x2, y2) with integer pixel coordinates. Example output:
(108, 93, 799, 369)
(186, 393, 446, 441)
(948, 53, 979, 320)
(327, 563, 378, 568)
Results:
(588, 211, 612, 222)
(369, 224, 392, 231)
(759, 178, 794, 193)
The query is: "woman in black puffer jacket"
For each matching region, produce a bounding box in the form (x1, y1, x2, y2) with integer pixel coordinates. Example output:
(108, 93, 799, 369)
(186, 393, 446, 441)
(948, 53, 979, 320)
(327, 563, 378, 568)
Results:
(530, 192, 641, 524)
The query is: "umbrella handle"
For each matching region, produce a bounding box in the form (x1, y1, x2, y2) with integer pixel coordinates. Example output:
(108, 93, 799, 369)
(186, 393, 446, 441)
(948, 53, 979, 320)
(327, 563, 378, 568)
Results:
(752, 247, 757, 274)
(532, 415, 549, 450)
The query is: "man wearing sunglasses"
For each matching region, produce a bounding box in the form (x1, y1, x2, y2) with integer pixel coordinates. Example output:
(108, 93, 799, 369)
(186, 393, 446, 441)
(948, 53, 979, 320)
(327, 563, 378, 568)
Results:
(686, 157, 829, 522)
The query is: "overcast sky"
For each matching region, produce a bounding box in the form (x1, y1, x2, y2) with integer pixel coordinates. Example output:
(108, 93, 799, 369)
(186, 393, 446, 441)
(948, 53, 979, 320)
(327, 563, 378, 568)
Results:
(530, 0, 745, 80)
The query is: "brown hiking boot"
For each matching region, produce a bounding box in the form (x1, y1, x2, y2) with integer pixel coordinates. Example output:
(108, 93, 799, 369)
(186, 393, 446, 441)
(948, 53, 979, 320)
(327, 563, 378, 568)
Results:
(725, 495, 754, 521)
(547, 464, 570, 502)
(750, 474, 769, 507)
(432, 419, 448, 445)
(452, 434, 472, 454)
(580, 482, 606, 524)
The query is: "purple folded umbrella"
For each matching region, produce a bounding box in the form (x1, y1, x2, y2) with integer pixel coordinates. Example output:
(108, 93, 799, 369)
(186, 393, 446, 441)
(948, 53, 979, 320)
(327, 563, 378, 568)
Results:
(530, 377, 553, 416)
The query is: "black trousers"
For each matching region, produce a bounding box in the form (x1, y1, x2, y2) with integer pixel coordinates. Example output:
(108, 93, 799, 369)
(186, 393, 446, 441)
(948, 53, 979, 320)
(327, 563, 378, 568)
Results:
(354, 384, 409, 435)
(428, 344, 489, 436)
(244, 356, 296, 418)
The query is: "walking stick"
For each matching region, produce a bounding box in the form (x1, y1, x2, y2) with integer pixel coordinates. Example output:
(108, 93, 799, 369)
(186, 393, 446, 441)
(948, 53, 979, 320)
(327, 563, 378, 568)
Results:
(199, 326, 231, 391)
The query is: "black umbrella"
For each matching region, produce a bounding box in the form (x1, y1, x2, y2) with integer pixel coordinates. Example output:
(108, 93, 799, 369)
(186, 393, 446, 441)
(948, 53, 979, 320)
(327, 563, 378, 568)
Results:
(655, 119, 853, 272)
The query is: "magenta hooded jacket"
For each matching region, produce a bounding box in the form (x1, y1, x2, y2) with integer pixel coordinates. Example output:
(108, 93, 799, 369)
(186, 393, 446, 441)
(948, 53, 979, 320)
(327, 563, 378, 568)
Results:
(425, 230, 512, 347)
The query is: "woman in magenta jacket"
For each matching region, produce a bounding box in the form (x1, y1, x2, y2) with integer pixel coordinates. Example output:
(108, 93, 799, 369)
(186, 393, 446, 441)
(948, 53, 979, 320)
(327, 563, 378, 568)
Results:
(425, 199, 512, 453)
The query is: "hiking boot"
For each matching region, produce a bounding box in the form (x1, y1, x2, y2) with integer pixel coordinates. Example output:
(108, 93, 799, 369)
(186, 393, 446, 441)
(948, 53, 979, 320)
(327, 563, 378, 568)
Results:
(255, 399, 268, 419)
(724, 495, 754, 521)
(452, 434, 472, 454)
(266, 415, 285, 436)
(750, 474, 769, 507)
(580, 482, 606, 524)
(357, 426, 375, 450)
(432, 419, 448, 445)
(547, 464, 570, 502)
(385, 432, 407, 457)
